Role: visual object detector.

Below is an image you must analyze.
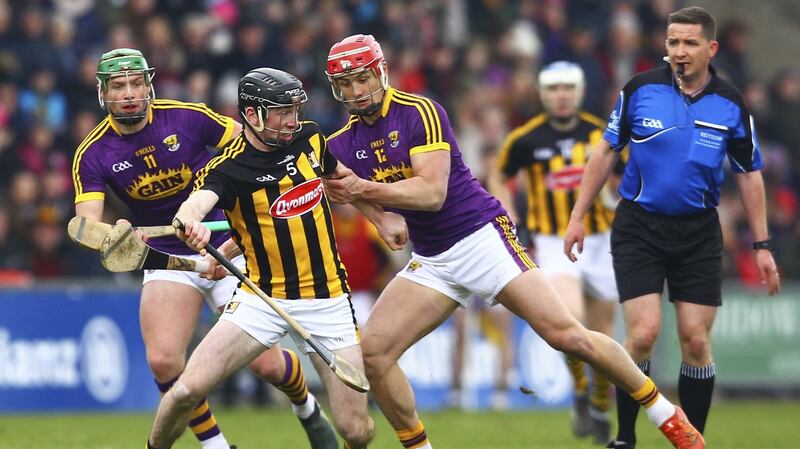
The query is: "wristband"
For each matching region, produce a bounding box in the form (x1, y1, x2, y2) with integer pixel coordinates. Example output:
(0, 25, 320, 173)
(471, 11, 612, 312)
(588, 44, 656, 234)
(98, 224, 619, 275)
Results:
(752, 238, 773, 251)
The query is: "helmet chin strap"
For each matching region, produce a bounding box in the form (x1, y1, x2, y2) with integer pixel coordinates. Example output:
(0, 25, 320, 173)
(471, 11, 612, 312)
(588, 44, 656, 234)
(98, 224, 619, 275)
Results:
(241, 107, 298, 149)
(105, 98, 151, 126)
(345, 84, 385, 116)
(100, 72, 155, 127)
(112, 108, 148, 126)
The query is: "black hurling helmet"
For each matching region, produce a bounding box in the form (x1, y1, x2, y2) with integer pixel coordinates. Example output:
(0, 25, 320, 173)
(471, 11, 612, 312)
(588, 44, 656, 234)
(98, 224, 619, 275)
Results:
(238, 68, 307, 148)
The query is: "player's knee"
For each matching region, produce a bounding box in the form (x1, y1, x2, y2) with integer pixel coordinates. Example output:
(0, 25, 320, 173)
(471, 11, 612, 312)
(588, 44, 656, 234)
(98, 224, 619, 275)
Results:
(146, 350, 185, 379)
(338, 415, 375, 447)
(627, 329, 659, 357)
(544, 325, 592, 356)
(168, 379, 205, 408)
(679, 333, 711, 362)
(248, 353, 284, 384)
(361, 340, 393, 378)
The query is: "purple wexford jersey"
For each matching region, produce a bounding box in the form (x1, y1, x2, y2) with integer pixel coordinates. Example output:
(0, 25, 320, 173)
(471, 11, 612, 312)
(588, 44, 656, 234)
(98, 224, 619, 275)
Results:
(72, 99, 236, 254)
(326, 88, 507, 256)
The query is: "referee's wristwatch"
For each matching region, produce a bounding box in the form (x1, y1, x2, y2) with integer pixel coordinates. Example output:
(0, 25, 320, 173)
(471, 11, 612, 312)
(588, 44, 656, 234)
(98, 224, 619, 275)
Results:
(752, 237, 774, 251)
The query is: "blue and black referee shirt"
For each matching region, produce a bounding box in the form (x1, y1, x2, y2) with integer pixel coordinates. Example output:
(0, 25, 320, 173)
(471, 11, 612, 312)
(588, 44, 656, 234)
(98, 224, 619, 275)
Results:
(603, 63, 763, 215)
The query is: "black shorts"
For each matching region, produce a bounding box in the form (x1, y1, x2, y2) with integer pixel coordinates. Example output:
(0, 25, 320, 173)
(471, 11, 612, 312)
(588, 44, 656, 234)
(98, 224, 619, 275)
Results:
(611, 199, 722, 306)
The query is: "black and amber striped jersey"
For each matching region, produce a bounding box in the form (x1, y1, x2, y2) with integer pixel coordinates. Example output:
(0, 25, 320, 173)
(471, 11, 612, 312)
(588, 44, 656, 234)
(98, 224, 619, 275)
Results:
(497, 112, 614, 236)
(194, 121, 349, 300)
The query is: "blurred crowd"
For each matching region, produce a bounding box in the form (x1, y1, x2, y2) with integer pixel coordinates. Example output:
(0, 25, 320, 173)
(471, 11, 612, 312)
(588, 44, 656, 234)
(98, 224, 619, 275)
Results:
(0, 0, 798, 284)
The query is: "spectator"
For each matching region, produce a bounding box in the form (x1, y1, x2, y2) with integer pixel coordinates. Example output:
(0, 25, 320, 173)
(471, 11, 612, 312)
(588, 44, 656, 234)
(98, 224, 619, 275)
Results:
(13, 6, 58, 82)
(0, 199, 29, 272)
(770, 68, 800, 163)
(18, 67, 67, 132)
(714, 19, 752, 89)
(49, 15, 80, 82)
(27, 205, 71, 278)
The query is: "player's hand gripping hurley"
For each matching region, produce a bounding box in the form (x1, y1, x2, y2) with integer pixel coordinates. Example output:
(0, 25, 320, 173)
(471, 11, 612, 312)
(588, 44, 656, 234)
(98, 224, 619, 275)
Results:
(67, 215, 230, 251)
(67, 216, 217, 273)
(172, 218, 370, 393)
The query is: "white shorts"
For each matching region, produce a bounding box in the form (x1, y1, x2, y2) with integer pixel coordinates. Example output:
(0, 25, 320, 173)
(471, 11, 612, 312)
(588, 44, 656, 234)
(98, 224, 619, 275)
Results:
(349, 291, 376, 327)
(534, 232, 618, 301)
(219, 292, 359, 353)
(396, 219, 536, 307)
(142, 254, 245, 311)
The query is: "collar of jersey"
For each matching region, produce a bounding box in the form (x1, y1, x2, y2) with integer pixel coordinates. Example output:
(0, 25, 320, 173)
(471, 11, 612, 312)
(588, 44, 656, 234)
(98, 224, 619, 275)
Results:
(107, 106, 154, 136)
(380, 87, 396, 118)
(666, 62, 719, 103)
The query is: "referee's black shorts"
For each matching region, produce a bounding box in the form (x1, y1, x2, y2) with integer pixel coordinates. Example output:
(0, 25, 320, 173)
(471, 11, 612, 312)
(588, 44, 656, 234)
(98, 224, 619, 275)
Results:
(611, 199, 722, 306)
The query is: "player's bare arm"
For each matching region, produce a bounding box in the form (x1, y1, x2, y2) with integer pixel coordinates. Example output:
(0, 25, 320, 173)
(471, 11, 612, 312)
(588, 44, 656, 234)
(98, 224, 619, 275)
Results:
(324, 149, 450, 211)
(564, 139, 619, 261)
(74, 199, 104, 222)
(173, 189, 220, 253)
(324, 162, 409, 249)
(734, 170, 781, 295)
(353, 202, 408, 250)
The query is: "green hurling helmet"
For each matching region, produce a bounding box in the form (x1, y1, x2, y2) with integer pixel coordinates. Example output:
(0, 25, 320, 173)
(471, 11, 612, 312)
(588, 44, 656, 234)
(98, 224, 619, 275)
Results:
(96, 48, 154, 91)
(96, 48, 156, 126)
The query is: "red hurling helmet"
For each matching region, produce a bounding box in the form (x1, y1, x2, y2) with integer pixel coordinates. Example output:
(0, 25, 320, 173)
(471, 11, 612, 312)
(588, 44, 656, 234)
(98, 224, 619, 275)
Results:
(326, 34, 389, 112)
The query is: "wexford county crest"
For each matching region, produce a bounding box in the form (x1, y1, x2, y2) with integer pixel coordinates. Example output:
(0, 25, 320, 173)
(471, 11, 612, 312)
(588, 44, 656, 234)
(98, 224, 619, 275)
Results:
(388, 130, 400, 148)
(162, 134, 180, 152)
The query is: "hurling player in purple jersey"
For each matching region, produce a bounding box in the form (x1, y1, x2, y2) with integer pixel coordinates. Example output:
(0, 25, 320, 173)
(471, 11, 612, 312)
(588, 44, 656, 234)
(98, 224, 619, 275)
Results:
(72, 49, 337, 449)
(322, 35, 704, 449)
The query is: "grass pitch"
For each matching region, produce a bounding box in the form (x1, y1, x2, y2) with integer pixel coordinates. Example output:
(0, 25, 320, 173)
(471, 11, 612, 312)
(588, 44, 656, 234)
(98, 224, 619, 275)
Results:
(0, 400, 797, 449)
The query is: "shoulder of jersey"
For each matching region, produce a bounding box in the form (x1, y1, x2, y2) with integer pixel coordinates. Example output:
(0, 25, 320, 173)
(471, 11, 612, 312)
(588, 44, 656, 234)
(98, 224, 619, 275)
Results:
(214, 134, 248, 164)
(578, 111, 607, 129)
(707, 71, 746, 106)
(326, 115, 359, 142)
(150, 98, 233, 121)
(391, 89, 442, 113)
(151, 98, 211, 111)
(298, 120, 321, 139)
(506, 113, 548, 143)
(623, 66, 671, 93)
(74, 117, 112, 154)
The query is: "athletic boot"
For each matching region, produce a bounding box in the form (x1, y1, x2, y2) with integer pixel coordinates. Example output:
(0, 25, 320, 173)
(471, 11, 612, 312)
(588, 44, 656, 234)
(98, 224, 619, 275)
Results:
(589, 406, 611, 445)
(659, 407, 705, 449)
(571, 394, 592, 438)
(606, 441, 634, 449)
(299, 400, 339, 449)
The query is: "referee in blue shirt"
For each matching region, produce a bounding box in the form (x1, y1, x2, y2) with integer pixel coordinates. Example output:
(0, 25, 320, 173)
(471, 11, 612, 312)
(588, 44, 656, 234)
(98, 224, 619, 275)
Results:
(564, 7, 780, 449)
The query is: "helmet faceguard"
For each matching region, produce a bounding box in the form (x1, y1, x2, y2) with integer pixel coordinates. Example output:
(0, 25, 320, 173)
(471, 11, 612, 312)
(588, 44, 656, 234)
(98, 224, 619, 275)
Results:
(96, 48, 155, 126)
(238, 68, 308, 149)
(326, 34, 389, 116)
